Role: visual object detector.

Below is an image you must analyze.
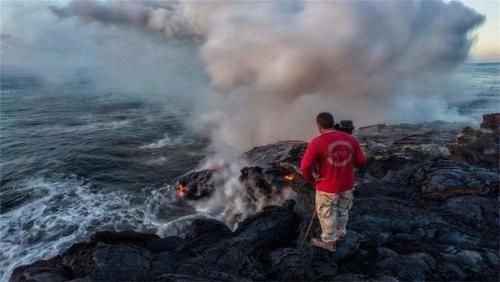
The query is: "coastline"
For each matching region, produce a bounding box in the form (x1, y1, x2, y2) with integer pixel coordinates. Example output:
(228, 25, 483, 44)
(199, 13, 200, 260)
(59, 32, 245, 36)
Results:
(10, 114, 500, 281)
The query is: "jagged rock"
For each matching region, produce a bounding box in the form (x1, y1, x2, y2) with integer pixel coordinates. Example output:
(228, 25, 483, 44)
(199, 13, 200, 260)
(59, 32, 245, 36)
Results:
(146, 236, 185, 253)
(158, 272, 251, 281)
(9, 260, 72, 282)
(450, 113, 500, 168)
(437, 262, 467, 281)
(264, 247, 337, 281)
(175, 204, 300, 279)
(437, 231, 479, 247)
(331, 231, 362, 262)
(10, 125, 500, 282)
(442, 196, 490, 224)
(89, 243, 154, 281)
(376, 252, 436, 281)
(157, 273, 209, 281)
(150, 251, 176, 279)
(485, 251, 499, 267)
(91, 230, 159, 246)
(357, 124, 386, 135)
(481, 113, 500, 131)
(177, 170, 217, 200)
(411, 159, 499, 199)
(177, 219, 234, 255)
(441, 247, 484, 274)
(333, 273, 371, 281)
(242, 141, 307, 167)
(187, 219, 232, 239)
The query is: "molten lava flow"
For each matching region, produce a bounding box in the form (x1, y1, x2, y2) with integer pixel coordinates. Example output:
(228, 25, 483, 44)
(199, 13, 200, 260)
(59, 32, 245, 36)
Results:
(283, 173, 295, 182)
(176, 183, 186, 198)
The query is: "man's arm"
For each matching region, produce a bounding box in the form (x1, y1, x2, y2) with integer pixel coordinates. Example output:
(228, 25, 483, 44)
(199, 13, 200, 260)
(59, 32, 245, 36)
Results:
(300, 139, 318, 183)
(354, 138, 367, 167)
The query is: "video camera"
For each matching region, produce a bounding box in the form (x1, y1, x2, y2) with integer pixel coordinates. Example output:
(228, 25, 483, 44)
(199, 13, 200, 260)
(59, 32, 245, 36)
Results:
(334, 120, 355, 134)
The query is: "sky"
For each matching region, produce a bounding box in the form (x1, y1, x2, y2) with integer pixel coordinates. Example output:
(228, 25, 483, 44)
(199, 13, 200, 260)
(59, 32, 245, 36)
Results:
(461, 0, 500, 62)
(0, 0, 498, 64)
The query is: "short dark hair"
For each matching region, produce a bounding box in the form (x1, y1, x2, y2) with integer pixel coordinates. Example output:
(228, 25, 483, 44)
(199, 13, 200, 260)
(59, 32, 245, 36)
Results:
(316, 112, 334, 129)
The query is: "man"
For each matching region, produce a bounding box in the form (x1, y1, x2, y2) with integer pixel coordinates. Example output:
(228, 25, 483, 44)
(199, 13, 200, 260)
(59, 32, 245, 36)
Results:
(300, 112, 366, 252)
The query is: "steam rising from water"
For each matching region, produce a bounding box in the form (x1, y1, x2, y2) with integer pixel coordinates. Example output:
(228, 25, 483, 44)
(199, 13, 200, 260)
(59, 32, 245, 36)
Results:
(52, 0, 484, 150)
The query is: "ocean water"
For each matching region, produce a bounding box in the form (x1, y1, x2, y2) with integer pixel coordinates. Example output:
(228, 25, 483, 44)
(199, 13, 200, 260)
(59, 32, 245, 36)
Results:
(0, 73, 209, 280)
(0, 63, 499, 280)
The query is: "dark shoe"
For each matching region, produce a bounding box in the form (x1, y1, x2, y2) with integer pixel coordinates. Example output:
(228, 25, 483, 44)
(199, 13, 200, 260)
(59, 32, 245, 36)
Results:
(311, 238, 336, 252)
(336, 234, 346, 242)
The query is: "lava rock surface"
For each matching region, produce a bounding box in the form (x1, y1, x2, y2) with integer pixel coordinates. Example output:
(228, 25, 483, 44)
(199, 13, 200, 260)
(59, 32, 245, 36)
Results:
(11, 114, 500, 281)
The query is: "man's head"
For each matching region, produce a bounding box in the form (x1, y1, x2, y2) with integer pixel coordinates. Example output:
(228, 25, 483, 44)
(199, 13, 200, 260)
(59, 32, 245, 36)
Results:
(316, 112, 334, 133)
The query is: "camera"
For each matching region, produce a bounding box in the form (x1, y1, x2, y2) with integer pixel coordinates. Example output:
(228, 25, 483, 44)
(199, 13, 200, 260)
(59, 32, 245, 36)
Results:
(334, 120, 355, 134)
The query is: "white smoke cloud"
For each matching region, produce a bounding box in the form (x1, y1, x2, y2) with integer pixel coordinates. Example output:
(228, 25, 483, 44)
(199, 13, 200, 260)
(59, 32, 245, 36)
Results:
(51, 0, 485, 150)
(183, 160, 296, 230)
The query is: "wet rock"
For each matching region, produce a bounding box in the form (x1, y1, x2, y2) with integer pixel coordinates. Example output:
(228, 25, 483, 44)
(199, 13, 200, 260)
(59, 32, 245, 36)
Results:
(150, 251, 176, 279)
(89, 243, 153, 281)
(187, 218, 232, 239)
(411, 159, 499, 199)
(177, 219, 234, 255)
(91, 230, 159, 246)
(176, 204, 300, 279)
(9, 260, 72, 282)
(146, 236, 185, 253)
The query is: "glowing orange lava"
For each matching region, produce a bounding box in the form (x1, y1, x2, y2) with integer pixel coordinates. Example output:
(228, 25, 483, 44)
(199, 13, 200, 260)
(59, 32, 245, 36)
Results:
(283, 173, 295, 182)
(176, 184, 186, 197)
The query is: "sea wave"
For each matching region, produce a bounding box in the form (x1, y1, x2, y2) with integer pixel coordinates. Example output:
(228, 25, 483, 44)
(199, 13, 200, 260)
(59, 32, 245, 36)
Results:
(0, 176, 157, 281)
(33, 120, 131, 136)
(140, 133, 185, 149)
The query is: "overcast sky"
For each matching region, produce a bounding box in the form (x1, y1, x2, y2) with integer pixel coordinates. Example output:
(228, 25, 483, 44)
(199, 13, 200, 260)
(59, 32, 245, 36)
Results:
(1, 0, 499, 63)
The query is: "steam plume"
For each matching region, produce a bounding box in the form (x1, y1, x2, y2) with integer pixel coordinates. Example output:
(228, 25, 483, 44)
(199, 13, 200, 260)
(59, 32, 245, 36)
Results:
(52, 0, 484, 150)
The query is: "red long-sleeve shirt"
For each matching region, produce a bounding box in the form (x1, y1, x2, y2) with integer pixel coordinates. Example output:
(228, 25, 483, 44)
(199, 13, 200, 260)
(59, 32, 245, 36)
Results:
(300, 130, 366, 194)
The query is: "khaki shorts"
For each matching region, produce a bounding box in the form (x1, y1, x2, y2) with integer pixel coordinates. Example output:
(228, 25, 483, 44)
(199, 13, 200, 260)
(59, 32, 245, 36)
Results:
(315, 190, 354, 242)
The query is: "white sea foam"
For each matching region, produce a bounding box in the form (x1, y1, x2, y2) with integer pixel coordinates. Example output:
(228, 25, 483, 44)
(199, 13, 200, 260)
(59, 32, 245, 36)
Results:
(140, 133, 184, 149)
(144, 156, 169, 165)
(34, 120, 130, 135)
(156, 213, 214, 238)
(0, 176, 172, 281)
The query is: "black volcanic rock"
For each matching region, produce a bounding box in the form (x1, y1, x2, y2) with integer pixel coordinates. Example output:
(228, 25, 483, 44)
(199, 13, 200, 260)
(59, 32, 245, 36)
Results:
(411, 159, 499, 199)
(450, 113, 500, 168)
(10, 119, 500, 281)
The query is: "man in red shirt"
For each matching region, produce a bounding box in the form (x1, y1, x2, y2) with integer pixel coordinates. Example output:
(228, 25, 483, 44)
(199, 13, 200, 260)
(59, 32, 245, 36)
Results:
(300, 112, 366, 251)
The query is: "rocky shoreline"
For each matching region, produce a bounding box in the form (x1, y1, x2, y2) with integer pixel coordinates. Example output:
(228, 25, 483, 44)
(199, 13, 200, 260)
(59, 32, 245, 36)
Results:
(11, 114, 499, 281)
